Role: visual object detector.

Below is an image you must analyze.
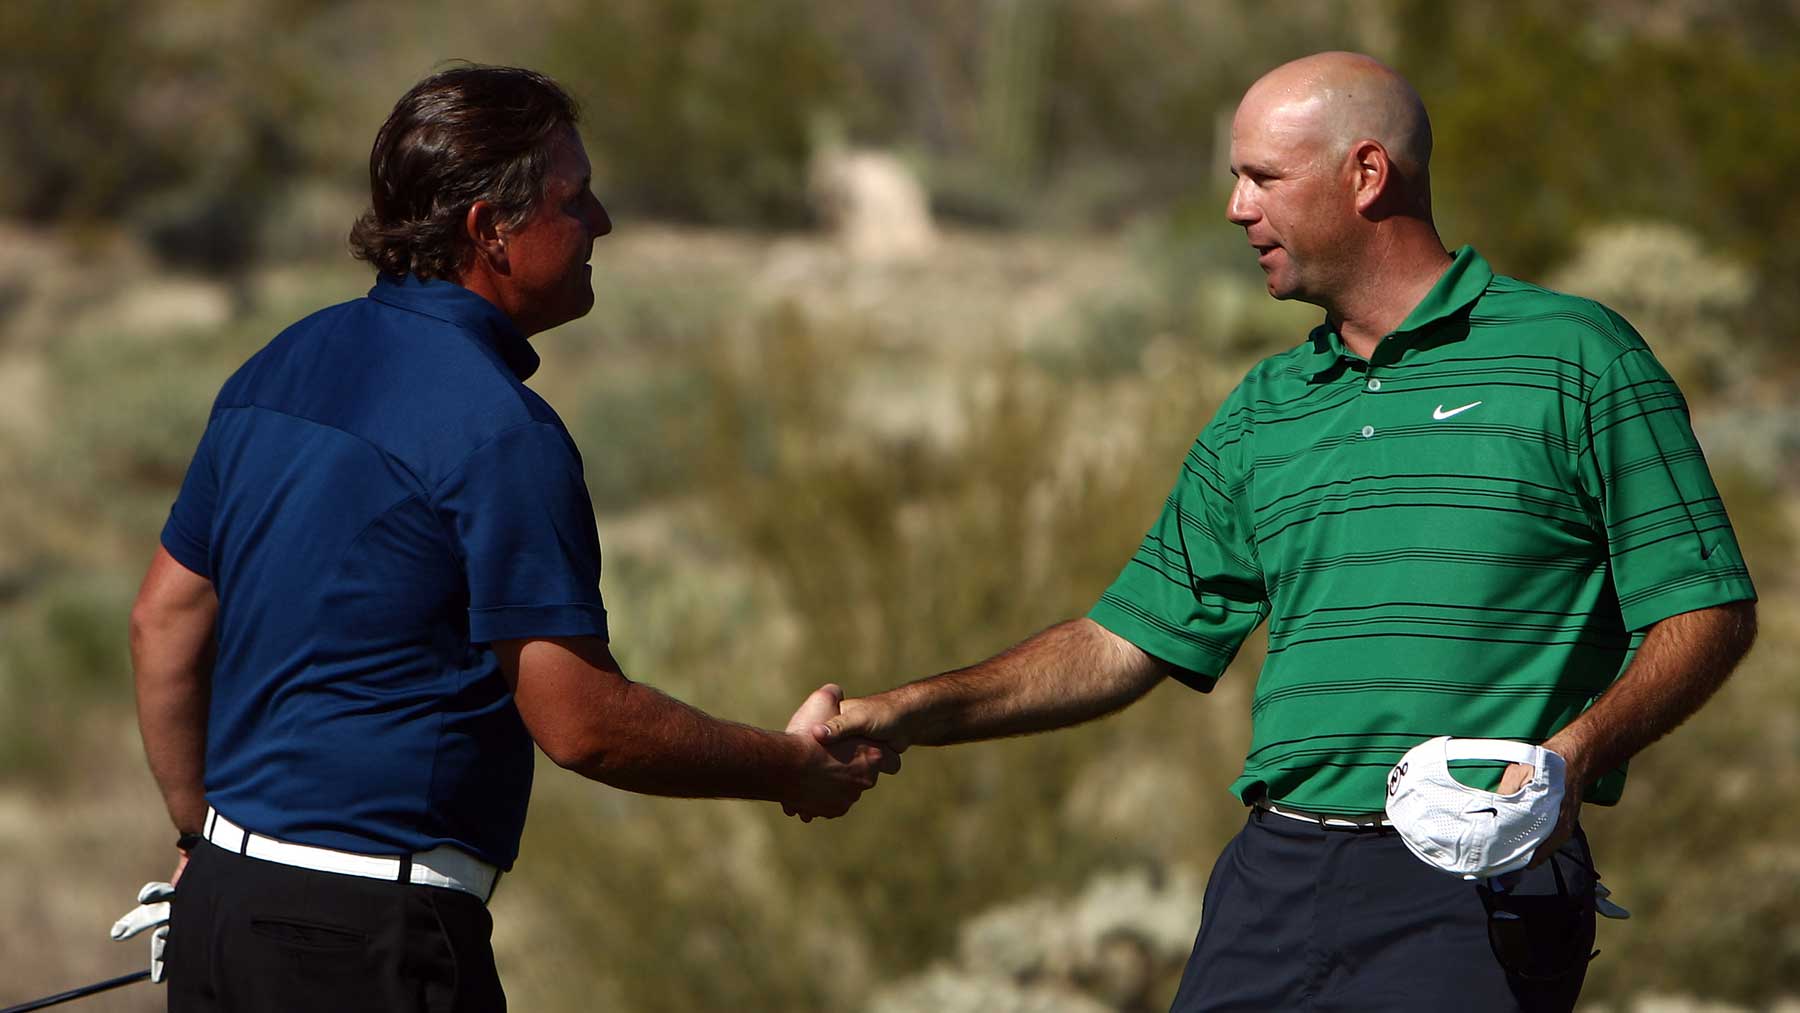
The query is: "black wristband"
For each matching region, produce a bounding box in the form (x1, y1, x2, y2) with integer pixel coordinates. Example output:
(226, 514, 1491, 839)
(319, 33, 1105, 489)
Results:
(176, 832, 204, 853)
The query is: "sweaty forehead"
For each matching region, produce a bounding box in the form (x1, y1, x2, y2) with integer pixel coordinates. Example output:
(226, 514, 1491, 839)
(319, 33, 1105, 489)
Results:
(565, 128, 594, 170)
(544, 128, 591, 187)
(1231, 93, 1333, 166)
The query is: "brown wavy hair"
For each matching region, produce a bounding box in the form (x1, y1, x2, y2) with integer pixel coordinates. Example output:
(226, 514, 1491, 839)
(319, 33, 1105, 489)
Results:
(349, 64, 580, 281)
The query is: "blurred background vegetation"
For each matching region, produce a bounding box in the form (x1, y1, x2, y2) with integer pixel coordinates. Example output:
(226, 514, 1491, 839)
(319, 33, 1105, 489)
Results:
(2, 1, 1796, 1010)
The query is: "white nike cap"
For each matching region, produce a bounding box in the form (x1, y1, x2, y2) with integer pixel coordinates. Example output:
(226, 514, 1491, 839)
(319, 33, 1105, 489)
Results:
(1384, 736, 1565, 880)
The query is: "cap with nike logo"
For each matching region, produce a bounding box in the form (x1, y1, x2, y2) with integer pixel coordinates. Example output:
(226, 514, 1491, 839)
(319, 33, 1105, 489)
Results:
(1384, 736, 1564, 880)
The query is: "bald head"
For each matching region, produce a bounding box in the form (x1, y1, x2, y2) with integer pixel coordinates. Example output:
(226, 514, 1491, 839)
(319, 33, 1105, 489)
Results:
(1226, 52, 1450, 323)
(1238, 52, 1432, 199)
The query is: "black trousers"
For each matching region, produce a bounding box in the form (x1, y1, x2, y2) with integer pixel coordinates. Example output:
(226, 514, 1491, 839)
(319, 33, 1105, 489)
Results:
(1171, 810, 1598, 1012)
(166, 841, 506, 1012)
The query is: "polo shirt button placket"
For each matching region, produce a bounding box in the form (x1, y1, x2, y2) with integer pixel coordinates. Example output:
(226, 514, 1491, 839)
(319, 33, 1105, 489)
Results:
(1361, 343, 1387, 437)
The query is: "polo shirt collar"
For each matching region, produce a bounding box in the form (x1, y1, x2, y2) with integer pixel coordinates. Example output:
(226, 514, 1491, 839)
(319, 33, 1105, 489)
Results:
(367, 274, 540, 380)
(1305, 245, 1494, 382)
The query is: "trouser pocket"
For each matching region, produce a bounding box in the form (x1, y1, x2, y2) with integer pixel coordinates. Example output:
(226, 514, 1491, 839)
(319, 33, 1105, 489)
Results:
(250, 917, 370, 951)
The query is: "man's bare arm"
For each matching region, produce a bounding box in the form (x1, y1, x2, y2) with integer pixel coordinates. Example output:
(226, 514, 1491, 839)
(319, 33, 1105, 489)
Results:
(1546, 600, 1757, 789)
(131, 546, 218, 840)
(818, 618, 1172, 748)
(1507, 599, 1758, 860)
(494, 636, 899, 818)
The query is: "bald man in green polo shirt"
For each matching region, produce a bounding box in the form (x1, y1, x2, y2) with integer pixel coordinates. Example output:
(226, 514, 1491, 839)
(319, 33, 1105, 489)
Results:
(816, 52, 1757, 1010)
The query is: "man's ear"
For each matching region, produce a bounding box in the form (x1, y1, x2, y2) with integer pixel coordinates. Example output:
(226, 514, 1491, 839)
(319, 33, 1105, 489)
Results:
(465, 200, 508, 273)
(1349, 139, 1392, 216)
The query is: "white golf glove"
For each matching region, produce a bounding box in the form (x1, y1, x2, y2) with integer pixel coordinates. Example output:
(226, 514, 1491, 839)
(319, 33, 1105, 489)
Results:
(110, 881, 174, 983)
(1594, 880, 1631, 920)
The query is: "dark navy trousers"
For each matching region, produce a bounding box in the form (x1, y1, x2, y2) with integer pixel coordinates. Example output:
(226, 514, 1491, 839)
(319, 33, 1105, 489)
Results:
(1171, 809, 1597, 1012)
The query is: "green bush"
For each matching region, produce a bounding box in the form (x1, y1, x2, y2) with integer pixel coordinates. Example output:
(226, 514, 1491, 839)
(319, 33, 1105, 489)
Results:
(1398, 0, 1800, 329)
(0, 574, 136, 783)
(543, 1, 862, 227)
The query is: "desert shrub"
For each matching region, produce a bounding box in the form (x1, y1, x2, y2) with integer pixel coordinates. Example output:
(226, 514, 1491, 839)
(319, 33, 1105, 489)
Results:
(575, 365, 720, 511)
(0, 574, 136, 783)
(0, 0, 164, 224)
(0, 0, 329, 269)
(1396, 0, 1800, 344)
(541, 1, 863, 227)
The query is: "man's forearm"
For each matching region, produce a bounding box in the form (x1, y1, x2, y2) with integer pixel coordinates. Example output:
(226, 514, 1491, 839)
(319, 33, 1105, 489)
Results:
(131, 551, 219, 835)
(136, 666, 210, 834)
(502, 637, 889, 817)
(1546, 600, 1757, 790)
(852, 618, 1169, 747)
(559, 678, 806, 800)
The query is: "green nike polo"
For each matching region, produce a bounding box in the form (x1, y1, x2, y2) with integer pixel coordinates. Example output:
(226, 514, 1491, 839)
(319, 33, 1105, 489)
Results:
(1090, 246, 1756, 814)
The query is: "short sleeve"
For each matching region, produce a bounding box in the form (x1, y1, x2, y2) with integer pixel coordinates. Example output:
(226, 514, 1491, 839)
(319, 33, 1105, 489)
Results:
(435, 422, 609, 644)
(161, 423, 219, 578)
(1578, 344, 1756, 631)
(1089, 390, 1270, 690)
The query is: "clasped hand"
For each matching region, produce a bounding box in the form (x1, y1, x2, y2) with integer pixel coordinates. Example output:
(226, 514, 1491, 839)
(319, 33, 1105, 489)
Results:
(780, 684, 902, 821)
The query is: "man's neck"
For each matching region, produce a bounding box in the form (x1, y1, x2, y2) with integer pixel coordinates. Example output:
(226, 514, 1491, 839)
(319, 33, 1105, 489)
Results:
(456, 264, 537, 338)
(1328, 228, 1453, 360)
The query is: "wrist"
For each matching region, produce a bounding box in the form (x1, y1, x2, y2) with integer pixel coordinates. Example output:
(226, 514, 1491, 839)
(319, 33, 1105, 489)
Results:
(773, 727, 818, 798)
(1541, 733, 1591, 791)
(869, 687, 925, 747)
(176, 831, 204, 853)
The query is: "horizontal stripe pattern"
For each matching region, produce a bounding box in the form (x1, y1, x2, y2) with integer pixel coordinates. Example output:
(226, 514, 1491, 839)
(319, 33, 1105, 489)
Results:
(1090, 247, 1755, 813)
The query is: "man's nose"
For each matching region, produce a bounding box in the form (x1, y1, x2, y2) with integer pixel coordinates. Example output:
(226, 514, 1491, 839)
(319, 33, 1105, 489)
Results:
(587, 194, 613, 238)
(1225, 179, 1256, 225)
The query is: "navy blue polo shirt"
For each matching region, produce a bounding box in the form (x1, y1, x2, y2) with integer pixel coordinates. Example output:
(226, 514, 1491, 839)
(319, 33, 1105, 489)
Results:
(161, 274, 608, 868)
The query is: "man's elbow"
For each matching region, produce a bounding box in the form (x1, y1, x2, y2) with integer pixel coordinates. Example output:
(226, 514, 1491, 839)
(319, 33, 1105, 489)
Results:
(535, 723, 675, 789)
(539, 735, 601, 774)
(533, 723, 620, 777)
(129, 571, 217, 658)
(128, 596, 169, 659)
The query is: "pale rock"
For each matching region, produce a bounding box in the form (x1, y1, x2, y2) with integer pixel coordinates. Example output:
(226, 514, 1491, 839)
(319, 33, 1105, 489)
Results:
(809, 148, 937, 263)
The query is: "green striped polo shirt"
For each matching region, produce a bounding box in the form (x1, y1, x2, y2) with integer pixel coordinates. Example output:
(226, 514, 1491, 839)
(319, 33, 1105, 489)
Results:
(1090, 246, 1756, 814)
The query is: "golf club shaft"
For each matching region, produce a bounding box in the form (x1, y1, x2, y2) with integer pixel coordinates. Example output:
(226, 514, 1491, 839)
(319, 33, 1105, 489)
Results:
(0, 970, 150, 1013)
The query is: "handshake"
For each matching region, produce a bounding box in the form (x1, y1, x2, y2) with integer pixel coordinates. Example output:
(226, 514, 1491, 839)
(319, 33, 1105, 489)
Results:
(776, 683, 904, 822)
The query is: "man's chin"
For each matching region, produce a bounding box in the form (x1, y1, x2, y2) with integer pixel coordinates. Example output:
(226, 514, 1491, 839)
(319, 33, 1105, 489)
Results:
(1260, 267, 1310, 302)
(564, 280, 597, 321)
(528, 298, 596, 337)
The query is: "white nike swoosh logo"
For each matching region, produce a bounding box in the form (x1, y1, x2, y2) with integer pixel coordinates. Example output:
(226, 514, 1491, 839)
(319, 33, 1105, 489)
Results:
(1433, 401, 1482, 420)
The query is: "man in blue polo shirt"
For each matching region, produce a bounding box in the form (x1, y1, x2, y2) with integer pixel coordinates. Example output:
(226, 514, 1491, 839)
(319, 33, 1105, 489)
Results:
(126, 65, 897, 1011)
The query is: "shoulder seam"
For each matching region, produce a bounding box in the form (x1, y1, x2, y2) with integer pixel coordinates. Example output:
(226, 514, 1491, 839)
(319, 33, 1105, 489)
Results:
(1575, 345, 1664, 469)
(209, 403, 431, 496)
(428, 420, 578, 501)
